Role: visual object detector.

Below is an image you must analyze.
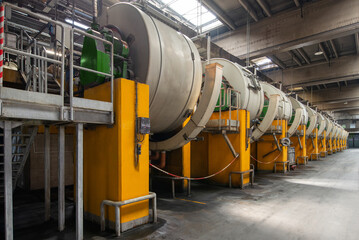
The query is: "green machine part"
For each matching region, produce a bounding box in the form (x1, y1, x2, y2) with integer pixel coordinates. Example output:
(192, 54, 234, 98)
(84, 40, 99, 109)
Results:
(259, 95, 269, 120)
(214, 81, 238, 112)
(80, 27, 130, 87)
(288, 109, 296, 126)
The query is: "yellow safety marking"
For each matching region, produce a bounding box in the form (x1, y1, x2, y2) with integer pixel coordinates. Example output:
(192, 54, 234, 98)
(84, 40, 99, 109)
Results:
(176, 198, 206, 205)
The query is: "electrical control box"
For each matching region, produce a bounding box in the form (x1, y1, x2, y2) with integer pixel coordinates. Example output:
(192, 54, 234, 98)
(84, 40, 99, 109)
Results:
(137, 117, 150, 134)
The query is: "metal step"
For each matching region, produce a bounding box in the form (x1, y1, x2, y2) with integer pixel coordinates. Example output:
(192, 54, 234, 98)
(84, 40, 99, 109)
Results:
(0, 126, 38, 200)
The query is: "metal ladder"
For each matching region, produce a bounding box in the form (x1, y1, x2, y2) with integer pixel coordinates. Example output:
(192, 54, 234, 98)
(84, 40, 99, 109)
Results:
(0, 126, 38, 201)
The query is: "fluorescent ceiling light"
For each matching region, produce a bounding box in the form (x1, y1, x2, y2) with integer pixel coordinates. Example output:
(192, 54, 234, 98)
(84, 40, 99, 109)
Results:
(314, 50, 323, 56)
(289, 87, 303, 91)
(65, 18, 89, 30)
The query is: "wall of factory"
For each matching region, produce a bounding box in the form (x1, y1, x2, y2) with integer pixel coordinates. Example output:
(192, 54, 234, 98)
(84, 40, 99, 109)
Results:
(25, 129, 74, 190)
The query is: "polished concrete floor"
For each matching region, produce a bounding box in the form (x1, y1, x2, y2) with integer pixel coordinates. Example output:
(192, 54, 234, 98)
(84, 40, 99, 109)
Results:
(2, 149, 359, 239)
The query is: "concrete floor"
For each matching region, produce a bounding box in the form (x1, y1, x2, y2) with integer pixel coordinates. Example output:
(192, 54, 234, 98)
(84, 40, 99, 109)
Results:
(2, 149, 359, 239)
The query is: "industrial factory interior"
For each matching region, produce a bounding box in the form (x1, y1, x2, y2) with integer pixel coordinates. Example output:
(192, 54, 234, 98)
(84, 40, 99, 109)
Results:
(0, 0, 358, 239)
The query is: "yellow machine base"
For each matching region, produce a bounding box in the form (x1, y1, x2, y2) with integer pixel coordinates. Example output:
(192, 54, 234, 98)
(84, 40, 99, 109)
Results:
(83, 79, 150, 231)
(307, 128, 319, 160)
(191, 110, 251, 187)
(290, 125, 307, 165)
(257, 120, 288, 172)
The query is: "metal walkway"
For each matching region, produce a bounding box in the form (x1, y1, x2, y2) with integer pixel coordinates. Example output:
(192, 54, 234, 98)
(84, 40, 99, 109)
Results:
(0, 3, 114, 240)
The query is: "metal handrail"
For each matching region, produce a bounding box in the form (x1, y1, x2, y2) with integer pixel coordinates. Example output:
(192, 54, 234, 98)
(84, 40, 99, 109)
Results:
(213, 86, 241, 131)
(69, 27, 114, 124)
(2, 3, 65, 107)
(100, 192, 157, 237)
(2, 3, 114, 124)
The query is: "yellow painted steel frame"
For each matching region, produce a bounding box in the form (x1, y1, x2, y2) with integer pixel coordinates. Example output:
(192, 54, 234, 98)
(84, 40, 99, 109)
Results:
(206, 110, 251, 186)
(83, 79, 150, 230)
(338, 138, 343, 151)
(189, 110, 251, 186)
(290, 125, 306, 164)
(306, 128, 319, 160)
(333, 138, 337, 153)
(257, 120, 288, 172)
(319, 130, 327, 157)
(327, 133, 333, 155)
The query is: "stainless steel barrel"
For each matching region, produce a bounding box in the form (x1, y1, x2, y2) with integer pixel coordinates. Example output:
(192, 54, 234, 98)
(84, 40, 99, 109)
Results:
(103, 3, 202, 133)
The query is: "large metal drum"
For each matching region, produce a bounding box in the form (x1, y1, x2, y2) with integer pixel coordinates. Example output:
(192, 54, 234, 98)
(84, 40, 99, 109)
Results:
(261, 82, 292, 120)
(305, 106, 318, 136)
(206, 58, 264, 121)
(325, 117, 333, 138)
(289, 97, 308, 125)
(102, 3, 202, 134)
(317, 113, 326, 137)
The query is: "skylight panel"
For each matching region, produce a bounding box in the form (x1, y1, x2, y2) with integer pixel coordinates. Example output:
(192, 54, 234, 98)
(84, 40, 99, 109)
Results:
(201, 20, 223, 32)
(162, 0, 223, 32)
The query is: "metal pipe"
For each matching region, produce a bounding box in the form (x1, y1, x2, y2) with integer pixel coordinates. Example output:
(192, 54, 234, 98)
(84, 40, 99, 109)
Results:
(73, 65, 112, 77)
(76, 123, 84, 240)
(93, 0, 98, 23)
(222, 131, 239, 158)
(73, 28, 113, 45)
(110, 35, 114, 124)
(0, 4, 4, 86)
(33, 40, 37, 92)
(4, 121, 13, 240)
(207, 34, 211, 64)
(4, 3, 67, 27)
(70, 29, 74, 120)
(58, 126, 65, 231)
(44, 126, 51, 221)
(3, 47, 62, 64)
(60, 26, 65, 108)
(100, 192, 157, 237)
(44, 50, 48, 93)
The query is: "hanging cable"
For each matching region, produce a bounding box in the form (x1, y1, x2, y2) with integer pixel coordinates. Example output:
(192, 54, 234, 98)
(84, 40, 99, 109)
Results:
(250, 153, 281, 164)
(150, 154, 239, 180)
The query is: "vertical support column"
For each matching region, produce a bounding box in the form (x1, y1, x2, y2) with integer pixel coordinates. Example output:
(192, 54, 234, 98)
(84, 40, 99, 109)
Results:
(4, 121, 13, 240)
(182, 142, 191, 196)
(281, 120, 288, 171)
(0, 4, 4, 87)
(44, 126, 51, 221)
(76, 123, 83, 240)
(239, 110, 250, 183)
(301, 125, 306, 158)
(58, 126, 65, 231)
(314, 128, 319, 159)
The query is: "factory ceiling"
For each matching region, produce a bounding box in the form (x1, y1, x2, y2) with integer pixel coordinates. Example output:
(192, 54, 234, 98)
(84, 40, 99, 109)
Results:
(8, 0, 359, 116)
(203, 0, 359, 114)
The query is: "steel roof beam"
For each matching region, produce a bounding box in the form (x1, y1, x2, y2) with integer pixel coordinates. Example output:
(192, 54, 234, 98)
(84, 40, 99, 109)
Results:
(294, 0, 301, 7)
(202, 0, 237, 30)
(256, 0, 272, 17)
(288, 50, 302, 66)
(319, 43, 329, 62)
(213, 0, 359, 59)
(355, 33, 359, 55)
(267, 55, 286, 69)
(329, 40, 339, 58)
(237, 0, 259, 22)
(297, 48, 311, 64)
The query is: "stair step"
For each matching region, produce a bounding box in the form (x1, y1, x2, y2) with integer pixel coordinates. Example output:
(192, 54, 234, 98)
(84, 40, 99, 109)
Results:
(0, 144, 27, 147)
(0, 169, 19, 173)
(0, 153, 25, 156)
(0, 162, 22, 165)
(0, 134, 31, 137)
